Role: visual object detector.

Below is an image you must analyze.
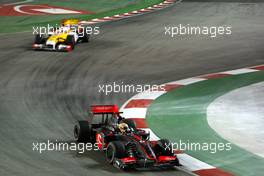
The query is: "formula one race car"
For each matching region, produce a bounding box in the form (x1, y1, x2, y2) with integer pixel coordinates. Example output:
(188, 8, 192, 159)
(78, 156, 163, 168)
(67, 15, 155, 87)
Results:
(32, 19, 89, 52)
(74, 105, 180, 170)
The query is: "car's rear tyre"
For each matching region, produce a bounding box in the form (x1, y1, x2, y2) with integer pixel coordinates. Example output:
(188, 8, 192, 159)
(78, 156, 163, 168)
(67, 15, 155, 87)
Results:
(155, 139, 173, 156)
(106, 141, 126, 164)
(74, 120, 91, 142)
(65, 35, 75, 49)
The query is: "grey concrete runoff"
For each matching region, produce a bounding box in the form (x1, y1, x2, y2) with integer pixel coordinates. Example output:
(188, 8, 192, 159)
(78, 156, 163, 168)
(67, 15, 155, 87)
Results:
(207, 82, 264, 158)
(0, 0, 264, 175)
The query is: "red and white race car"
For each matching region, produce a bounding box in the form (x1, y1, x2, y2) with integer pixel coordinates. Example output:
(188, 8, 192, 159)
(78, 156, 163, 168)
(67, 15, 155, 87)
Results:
(74, 105, 180, 170)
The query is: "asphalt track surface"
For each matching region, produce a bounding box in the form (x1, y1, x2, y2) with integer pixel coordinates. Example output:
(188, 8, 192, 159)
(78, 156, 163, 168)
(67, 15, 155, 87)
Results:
(0, 0, 264, 175)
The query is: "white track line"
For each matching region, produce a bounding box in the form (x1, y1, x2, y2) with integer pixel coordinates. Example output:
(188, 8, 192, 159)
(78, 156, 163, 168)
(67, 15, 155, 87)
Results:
(3, 0, 33, 6)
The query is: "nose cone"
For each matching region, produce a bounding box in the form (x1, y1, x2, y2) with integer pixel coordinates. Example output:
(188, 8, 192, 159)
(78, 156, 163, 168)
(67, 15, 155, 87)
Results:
(46, 39, 56, 46)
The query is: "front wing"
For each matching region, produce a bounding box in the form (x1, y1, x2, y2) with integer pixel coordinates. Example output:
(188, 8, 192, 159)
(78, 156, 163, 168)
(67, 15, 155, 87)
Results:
(113, 155, 179, 169)
(32, 43, 73, 52)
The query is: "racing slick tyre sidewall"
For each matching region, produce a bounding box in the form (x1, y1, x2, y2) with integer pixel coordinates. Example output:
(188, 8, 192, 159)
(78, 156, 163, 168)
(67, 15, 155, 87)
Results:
(74, 120, 91, 143)
(65, 35, 75, 49)
(155, 139, 173, 156)
(106, 141, 126, 164)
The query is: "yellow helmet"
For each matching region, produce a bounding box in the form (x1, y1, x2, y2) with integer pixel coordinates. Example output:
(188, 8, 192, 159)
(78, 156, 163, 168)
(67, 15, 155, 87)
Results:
(61, 19, 79, 26)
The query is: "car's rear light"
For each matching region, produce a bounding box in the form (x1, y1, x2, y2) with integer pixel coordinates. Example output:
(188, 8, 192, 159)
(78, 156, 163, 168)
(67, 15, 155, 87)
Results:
(32, 44, 38, 48)
(91, 105, 119, 114)
(65, 45, 72, 52)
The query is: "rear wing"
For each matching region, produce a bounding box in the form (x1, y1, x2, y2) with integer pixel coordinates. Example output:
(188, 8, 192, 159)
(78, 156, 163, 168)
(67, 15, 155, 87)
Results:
(91, 105, 119, 114)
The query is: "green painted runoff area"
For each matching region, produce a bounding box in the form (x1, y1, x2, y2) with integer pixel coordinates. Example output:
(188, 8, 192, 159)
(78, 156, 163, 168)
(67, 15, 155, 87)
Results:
(146, 71, 264, 176)
(0, 0, 163, 33)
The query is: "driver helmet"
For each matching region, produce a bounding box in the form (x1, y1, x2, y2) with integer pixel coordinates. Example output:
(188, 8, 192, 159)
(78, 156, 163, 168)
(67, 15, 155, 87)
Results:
(117, 123, 129, 134)
(61, 19, 79, 27)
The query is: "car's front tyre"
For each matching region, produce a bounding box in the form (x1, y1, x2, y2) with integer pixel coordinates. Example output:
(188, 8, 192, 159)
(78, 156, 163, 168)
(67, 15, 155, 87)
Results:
(65, 35, 75, 50)
(82, 31, 90, 43)
(106, 141, 126, 163)
(155, 139, 173, 156)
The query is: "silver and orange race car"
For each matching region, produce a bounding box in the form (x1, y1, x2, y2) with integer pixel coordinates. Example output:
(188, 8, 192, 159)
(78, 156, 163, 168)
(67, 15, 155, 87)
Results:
(32, 19, 90, 52)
